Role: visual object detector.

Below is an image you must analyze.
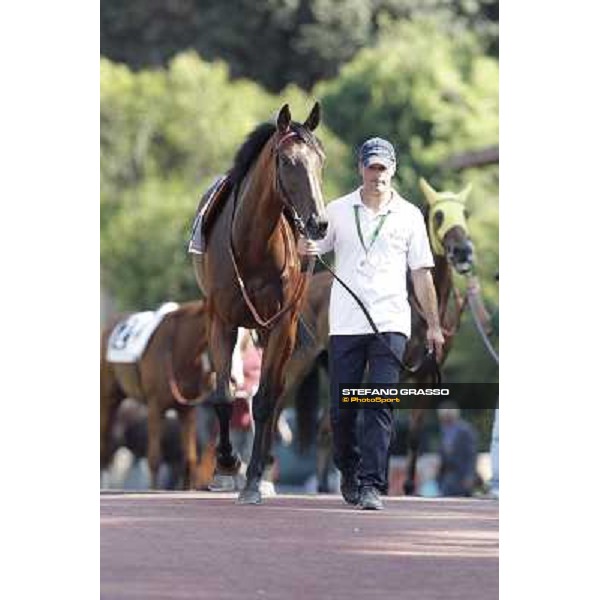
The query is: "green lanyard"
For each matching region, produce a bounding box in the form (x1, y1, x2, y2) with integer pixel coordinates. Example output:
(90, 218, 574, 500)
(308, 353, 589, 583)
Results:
(354, 205, 389, 256)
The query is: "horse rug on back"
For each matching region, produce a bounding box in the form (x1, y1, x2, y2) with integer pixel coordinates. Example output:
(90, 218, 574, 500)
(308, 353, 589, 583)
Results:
(106, 302, 179, 363)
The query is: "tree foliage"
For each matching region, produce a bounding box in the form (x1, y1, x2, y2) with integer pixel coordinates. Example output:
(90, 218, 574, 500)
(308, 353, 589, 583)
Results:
(100, 0, 497, 92)
(101, 0, 372, 92)
(318, 18, 498, 192)
(100, 14, 498, 383)
(317, 18, 498, 381)
(372, 0, 498, 55)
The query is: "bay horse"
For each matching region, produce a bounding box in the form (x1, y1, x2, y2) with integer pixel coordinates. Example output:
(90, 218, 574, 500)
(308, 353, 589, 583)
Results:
(192, 103, 328, 504)
(100, 301, 212, 489)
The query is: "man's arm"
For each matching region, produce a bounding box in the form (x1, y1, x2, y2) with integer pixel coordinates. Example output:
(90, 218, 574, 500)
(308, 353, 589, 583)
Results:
(410, 268, 444, 361)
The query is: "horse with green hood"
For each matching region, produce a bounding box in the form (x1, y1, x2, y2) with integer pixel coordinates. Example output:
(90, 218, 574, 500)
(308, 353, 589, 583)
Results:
(402, 176, 476, 494)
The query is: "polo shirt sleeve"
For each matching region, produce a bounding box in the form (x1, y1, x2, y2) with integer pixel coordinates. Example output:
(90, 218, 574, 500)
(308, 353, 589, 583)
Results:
(408, 210, 434, 270)
(313, 201, 336, 255)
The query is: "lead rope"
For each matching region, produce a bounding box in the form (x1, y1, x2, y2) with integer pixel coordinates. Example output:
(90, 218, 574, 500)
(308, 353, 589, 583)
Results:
(315, 255, 441, 383)
(466, 290, 499, 364)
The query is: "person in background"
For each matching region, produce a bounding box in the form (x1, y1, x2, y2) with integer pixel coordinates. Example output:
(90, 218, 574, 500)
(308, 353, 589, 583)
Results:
(436, 402, 478, 497)
(231, 329, 261, 467)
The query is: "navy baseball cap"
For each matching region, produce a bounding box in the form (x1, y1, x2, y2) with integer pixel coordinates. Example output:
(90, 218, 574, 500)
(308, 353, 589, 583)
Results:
(359, 137, 396, 169)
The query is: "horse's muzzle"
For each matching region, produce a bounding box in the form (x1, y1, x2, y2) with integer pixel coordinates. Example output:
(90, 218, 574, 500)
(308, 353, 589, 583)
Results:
(448, 240, 474, 274)
(306, 214, 328, 240)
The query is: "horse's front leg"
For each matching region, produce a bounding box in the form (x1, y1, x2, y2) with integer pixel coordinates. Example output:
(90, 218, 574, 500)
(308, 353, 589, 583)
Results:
(208, 317, 241, 482)
(238, 314, 298, 504)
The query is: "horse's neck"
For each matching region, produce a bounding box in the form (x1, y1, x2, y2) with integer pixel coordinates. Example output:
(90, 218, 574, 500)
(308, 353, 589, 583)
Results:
(433, 253, 467, 340)
(433, 254, 453, 316)
(232, 146, 283, 261)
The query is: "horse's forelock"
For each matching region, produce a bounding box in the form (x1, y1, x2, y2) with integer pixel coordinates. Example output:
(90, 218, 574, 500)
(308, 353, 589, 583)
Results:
(289, 122, 324, 157)
(229, 120, 324, 192)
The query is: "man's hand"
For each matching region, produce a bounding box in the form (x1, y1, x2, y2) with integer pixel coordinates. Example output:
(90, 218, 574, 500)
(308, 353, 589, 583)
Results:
(297, 236, 320, 256)
(426, 325, 445, 363)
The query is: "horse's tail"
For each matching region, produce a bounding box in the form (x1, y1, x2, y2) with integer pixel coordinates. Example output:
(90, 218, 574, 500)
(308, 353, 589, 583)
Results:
(294, 351, 327, 453)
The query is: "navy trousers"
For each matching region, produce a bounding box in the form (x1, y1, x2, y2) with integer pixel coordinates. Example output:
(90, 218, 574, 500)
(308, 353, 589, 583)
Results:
(329, 333, 407, 491)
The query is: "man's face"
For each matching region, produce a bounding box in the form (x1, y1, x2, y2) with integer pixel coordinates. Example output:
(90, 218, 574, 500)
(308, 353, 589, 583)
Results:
(360, 162, 395, 195)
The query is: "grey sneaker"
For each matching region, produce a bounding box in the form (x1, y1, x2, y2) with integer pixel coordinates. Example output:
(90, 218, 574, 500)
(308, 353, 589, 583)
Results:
(358, 487, 383, 510)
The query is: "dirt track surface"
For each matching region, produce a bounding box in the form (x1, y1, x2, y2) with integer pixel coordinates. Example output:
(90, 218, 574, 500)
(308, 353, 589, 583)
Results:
(101, 492, 498, 600)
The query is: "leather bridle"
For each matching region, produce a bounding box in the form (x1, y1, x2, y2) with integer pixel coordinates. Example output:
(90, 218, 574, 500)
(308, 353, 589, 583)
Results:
(273, 129, 324, 237)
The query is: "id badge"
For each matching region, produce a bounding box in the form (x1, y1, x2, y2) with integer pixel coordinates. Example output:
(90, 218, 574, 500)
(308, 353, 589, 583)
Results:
(358, 257, 376, 278)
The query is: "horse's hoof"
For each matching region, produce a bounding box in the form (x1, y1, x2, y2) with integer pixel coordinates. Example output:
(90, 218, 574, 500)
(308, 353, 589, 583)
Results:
(236, 488, 262, 505)
(403, 480, 416, 496)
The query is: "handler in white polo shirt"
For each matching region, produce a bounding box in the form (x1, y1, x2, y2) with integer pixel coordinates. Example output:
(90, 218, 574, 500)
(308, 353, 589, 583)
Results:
(298, 137, 444, 510)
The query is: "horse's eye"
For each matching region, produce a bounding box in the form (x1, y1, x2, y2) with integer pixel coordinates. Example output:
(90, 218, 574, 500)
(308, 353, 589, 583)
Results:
(434, 210, 444, 228)
(464, 208, 470, 219)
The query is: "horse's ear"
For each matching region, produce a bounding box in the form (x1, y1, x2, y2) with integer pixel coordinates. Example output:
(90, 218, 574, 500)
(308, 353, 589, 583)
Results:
(457, 183, 473, 204)
(304, 102, 321, 131)
(419, 177, 439, 206)
(277, 104, 292, 133)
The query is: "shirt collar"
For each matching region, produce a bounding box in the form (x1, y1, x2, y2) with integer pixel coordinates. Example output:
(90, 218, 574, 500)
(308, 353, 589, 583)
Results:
(351, 187, 404, 214)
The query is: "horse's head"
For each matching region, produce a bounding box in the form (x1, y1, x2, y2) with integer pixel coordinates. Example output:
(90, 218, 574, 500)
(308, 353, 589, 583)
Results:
(274, 103, 328, 240)
(419, 178, 474, 274)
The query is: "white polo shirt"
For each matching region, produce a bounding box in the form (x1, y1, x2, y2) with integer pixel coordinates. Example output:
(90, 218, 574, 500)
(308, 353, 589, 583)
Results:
(315, 187, 434, 337)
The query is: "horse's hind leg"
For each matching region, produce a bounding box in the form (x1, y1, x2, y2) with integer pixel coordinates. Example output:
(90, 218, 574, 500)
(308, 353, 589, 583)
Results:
(316, 413, 333, 493)
(146, 399, 163, 489)
(100, 361, 124, 478)
(178, 406, 198, 490)
(404, 408, 425, 495)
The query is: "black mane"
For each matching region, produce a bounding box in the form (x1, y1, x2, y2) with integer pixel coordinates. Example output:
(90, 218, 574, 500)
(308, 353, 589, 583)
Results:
(229, 123, 277, 190)
(228, 121, 323, 190)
